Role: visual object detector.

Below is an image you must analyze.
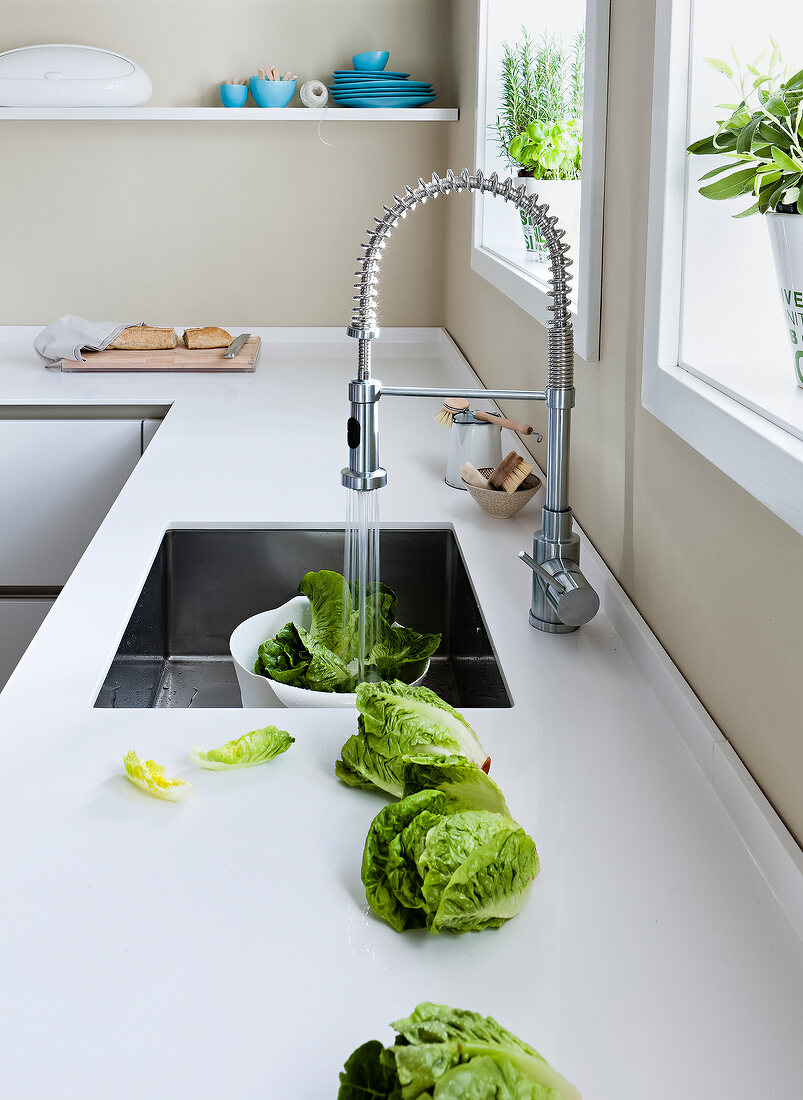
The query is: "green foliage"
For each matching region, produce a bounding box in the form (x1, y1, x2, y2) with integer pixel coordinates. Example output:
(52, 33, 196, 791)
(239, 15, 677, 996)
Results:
(337, 1002, 582, 1100)
(495, 27, 585, 178)
(253, 571, 441, 693)
(688, 40, 803, 216)
(360, 774, 538, 935)
(509, 119, 582, 180)
(335, 682, 491, 797)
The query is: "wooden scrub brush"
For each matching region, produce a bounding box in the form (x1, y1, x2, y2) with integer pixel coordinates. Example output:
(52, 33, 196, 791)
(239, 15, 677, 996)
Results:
(489, 450, 535, 493)
(434, 397, 536, 435)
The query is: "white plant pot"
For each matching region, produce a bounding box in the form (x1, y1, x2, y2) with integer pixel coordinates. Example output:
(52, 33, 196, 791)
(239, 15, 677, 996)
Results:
(766, 212, 803, 389)
(517, 176, 581, 264)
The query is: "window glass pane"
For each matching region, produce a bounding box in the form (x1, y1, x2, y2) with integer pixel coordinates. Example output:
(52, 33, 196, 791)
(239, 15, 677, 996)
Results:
(480, 0, 586, 287)
(681, 2, 803, 435)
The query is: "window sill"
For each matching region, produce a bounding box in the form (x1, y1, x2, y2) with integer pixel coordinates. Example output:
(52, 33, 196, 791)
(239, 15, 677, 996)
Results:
(642, 360, 803, 538)
(470, 242, 596, 360)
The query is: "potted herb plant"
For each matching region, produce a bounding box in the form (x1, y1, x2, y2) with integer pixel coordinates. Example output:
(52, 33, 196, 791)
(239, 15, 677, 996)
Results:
(688, 42, 803, 387)
(495, 28, 584, 261)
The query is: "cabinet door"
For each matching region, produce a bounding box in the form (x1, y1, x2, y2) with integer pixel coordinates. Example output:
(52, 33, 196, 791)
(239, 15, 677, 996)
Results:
(0, 421, 142, 586)
(0, 598, 54, 690)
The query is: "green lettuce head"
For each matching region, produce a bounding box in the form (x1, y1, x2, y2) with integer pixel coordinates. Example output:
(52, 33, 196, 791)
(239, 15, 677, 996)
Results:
(336, 681, 491, 797)
(361, 784, 538, 934)
(338, 1002, 582, 1099)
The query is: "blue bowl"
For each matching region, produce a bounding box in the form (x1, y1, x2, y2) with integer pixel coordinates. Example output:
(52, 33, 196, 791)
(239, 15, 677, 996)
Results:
(352, 51, 389, 72)
(219, 83, 248, 108)
(249, 77, 297, 107)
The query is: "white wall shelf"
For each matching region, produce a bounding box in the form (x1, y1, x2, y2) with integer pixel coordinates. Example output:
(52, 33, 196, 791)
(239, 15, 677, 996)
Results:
(0, 106, 458, 122)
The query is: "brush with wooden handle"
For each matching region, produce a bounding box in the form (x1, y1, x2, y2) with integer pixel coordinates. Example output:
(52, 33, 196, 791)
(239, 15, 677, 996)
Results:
(488, 451, 535, 493)
(434, 397, 535, 434)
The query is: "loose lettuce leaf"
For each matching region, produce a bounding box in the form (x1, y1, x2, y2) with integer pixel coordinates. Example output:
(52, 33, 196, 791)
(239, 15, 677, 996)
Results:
(188, 726, 294, 769)
(337, 1003, 581, 1100)
(123, 750, 194, 801)
(336, 682, 491, 797)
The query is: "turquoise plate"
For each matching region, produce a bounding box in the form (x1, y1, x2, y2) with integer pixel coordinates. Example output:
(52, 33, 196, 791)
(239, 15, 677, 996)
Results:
(331, 93, 437, 102)
(332, 70, 410, 79)
(331, 80, 434, 91)
(331, 94, 437, 108)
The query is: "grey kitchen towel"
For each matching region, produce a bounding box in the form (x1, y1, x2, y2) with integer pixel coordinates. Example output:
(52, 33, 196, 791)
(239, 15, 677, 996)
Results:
(34, 316, 144, 367)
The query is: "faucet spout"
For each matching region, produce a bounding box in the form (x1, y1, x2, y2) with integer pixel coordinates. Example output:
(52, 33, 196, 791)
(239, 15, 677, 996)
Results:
(341, 168, 597, 634)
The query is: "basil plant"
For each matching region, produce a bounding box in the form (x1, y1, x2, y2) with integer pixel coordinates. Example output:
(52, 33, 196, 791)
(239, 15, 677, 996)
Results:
(509, 119, 582, 181)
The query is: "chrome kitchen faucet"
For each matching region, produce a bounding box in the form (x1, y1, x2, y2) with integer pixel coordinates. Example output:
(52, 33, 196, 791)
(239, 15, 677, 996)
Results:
(341, 168, 599, 634)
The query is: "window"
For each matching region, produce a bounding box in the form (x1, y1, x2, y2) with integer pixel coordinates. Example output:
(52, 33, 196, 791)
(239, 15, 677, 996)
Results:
(644, 0, 803, 535)
(472, 0, 609, 361)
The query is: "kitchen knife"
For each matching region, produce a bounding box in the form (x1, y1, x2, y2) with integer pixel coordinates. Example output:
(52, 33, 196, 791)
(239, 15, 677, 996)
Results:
(223, 333, 250, 359)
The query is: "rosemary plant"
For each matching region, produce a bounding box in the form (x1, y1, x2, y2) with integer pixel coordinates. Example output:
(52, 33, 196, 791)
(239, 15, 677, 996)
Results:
(495, 27, 585, 179)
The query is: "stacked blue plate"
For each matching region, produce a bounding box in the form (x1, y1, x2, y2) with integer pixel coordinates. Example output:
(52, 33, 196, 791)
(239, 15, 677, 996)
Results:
(329, 69, 437, 108)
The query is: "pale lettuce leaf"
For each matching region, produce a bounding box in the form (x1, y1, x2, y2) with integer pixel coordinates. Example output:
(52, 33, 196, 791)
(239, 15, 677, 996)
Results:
(123, 750, 194, 801)
(188, 726, 294, 769)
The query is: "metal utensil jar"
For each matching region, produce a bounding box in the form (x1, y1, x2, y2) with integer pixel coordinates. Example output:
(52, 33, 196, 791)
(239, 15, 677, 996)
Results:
(445, 411, 504, 489)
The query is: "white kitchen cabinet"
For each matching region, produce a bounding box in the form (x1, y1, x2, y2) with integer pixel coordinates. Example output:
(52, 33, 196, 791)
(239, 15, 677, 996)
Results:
(0, 598, 54, 689)
(0, 420, 142, 586)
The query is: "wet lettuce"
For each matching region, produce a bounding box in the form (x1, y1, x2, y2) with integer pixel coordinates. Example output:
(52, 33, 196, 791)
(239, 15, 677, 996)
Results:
(360, 758, 538, 934)
(338, 1002, 582, 1099)
(336, 681, 491, 796)
(253, 571, 440, 693)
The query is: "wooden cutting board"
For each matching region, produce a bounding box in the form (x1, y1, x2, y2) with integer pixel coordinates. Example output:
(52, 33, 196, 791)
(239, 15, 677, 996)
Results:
(60, 336, 261, 372)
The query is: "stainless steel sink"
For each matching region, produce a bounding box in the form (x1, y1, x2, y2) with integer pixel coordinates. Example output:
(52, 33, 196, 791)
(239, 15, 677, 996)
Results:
(95, 529, 512, 709)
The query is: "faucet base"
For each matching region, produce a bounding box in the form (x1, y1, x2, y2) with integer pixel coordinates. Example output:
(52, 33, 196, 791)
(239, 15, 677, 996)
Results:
(528, 609, 580, 634)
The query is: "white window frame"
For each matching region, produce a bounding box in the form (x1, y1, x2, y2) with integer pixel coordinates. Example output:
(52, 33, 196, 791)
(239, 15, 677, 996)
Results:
(643, 0, 803, 537)
(471, 0, 609, 362)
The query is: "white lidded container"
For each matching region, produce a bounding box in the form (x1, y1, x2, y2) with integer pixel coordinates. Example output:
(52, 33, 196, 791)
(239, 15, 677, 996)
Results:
(445, 411, 504, 489)
(0, 44, 152, 107)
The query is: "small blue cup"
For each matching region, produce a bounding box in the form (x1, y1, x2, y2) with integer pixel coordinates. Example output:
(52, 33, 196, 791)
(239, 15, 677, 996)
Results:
(249, 77, 297, 107)
(352, 51, 389, 72)
(219, 83, 248, 108)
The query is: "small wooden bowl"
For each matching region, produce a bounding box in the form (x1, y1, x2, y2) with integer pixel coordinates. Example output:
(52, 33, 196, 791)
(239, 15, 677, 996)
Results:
(462, 467, 542, 519)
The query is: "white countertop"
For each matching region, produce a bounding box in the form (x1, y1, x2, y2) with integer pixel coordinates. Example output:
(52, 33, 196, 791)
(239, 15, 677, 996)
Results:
(0, 329, 801, 1099)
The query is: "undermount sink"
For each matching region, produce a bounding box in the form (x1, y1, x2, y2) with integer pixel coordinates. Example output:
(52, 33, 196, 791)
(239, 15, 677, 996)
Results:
(95, 529, 512, 709)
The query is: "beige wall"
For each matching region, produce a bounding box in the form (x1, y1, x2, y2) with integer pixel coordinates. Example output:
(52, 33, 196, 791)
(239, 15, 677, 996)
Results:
(0, 1, 451, 324)
(445, 1, 803, 846)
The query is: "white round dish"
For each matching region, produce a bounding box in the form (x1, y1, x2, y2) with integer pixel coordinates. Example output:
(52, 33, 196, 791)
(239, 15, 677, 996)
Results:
(229, 598, 429, 708)
(230, 595, 429, 709)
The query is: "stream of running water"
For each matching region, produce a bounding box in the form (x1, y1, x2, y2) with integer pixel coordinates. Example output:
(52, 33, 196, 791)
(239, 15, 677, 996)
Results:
(343, 488, 381, 684)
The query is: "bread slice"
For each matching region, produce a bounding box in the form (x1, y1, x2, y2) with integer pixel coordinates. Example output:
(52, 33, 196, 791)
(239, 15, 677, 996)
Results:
(182, 326, 232, 349)
(108, 326, 177, 351)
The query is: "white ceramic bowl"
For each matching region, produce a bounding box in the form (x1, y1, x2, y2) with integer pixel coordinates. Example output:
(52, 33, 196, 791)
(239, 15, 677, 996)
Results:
(230, 595, 429, 709)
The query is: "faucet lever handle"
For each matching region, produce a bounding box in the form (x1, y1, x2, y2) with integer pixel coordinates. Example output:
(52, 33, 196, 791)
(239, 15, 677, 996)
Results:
(519, 551, 600, 628)
(518, 550, 566, 593)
